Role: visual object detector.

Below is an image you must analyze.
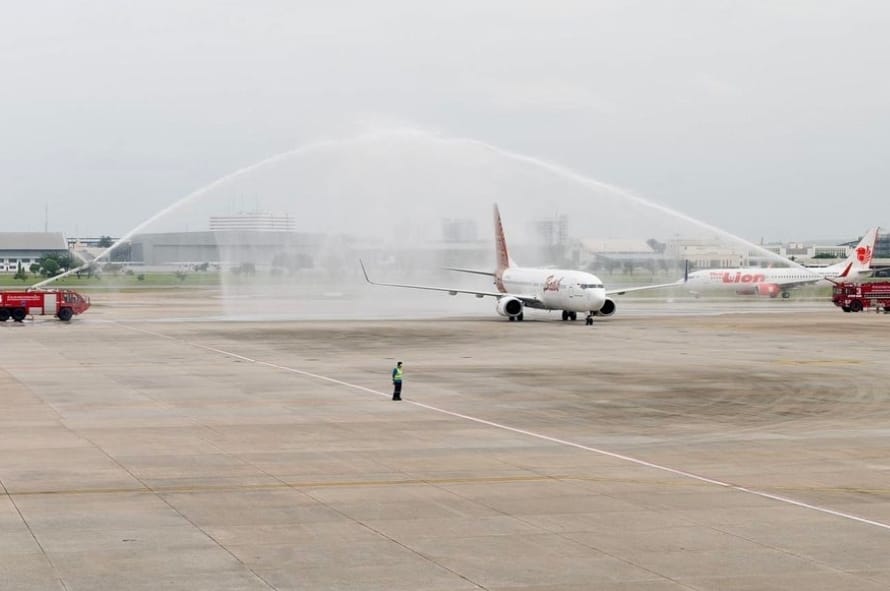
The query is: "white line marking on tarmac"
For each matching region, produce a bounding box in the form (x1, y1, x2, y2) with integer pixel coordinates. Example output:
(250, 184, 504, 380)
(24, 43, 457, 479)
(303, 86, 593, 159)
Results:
(122, 324, 890, 533)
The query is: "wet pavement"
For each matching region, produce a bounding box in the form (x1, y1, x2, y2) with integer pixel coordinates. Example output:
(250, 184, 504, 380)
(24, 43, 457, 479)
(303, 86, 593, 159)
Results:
(1, 290, 888, 590)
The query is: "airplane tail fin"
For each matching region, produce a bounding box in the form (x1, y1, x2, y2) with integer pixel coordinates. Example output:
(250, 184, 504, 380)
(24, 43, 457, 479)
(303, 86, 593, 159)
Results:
(493, 203, 515, 273)
(835, 227, 879, 276)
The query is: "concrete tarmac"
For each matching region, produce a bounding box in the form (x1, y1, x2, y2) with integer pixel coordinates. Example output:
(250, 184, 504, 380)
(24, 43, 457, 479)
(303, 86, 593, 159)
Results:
(1, 291, 889, 590)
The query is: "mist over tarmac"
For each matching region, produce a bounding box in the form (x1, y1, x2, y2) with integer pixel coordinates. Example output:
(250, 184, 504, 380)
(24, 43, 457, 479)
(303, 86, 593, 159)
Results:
(111, 129, 800, 320)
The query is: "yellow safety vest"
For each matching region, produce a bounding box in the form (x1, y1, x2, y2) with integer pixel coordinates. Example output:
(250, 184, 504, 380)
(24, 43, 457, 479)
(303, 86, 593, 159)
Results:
(393, 367, 403, 382)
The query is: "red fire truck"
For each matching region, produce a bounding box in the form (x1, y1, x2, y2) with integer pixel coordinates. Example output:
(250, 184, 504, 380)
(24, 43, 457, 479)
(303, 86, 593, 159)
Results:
(832, 282, 890, 313)
(0, 290, 91, 322)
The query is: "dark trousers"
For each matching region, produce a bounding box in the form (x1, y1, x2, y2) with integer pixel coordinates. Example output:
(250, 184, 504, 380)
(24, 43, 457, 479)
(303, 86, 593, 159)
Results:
(392, 381, 402, 400)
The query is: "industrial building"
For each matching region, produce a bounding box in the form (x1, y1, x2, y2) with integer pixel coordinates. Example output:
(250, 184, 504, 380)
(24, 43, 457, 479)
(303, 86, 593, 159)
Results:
(208, 213, 297, 232)
(0, 233, 68, 273)
(3, 223, 887, 275)
(129, 230, 324, 267)
(583, 232, 890, 272)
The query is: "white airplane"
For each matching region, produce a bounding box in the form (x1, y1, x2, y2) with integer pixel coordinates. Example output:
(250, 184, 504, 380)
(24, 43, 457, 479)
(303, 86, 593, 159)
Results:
(684, 227, 879, 298)
(360, 204, 679, 325)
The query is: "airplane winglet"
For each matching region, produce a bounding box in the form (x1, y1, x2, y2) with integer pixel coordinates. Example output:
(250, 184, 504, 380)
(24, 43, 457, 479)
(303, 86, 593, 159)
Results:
(359, 259, 375, 285)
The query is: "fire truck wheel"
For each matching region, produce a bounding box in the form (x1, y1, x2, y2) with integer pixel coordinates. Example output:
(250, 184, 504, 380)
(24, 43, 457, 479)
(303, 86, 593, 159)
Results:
(0, 309, 9, 322)
(849, 300, 863, 313)
(58, 308, 73, 322)
(841, 306, 851, 313)
(11, 308, 26, 322)
(781, 291, 791, 299)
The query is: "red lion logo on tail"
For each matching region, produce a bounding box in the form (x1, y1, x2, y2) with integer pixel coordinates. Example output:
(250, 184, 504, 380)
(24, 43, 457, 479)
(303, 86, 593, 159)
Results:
(856, 245, 872, 264)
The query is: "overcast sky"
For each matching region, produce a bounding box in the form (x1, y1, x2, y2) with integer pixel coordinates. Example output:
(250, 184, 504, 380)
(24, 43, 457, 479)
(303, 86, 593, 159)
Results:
(2, 1, 888, 241)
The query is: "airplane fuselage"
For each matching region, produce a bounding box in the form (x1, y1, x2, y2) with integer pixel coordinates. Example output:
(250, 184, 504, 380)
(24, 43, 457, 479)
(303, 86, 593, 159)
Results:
(686, 267, 867, 290)
(500, 267, 607, 312)
(685, 228, 878, 295)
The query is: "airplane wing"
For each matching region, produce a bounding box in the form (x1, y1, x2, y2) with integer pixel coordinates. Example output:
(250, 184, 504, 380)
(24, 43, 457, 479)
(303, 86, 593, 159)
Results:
(360, 261, 542, 306)
(774, 282, 812, 290)
(607, 280, 684, 296)
(442, 266, 496, 277)
(760, 277, 823, 290)
(607, 262, 688, 296)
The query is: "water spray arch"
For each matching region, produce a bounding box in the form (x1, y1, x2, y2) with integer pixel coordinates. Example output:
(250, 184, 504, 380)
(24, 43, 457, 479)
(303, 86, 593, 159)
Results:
(37, 129, 813, 318)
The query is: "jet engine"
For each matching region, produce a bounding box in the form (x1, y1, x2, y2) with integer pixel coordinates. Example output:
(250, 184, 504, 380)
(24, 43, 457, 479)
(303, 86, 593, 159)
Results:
(595, 297, 616, 317)
(496, 296, 523, 318)
(755, 283, 781, 298)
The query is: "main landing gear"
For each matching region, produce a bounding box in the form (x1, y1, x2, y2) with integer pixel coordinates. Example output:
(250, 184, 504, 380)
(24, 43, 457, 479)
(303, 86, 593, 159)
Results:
(585, 314, 594, 326)
(508, 313, 524, 322)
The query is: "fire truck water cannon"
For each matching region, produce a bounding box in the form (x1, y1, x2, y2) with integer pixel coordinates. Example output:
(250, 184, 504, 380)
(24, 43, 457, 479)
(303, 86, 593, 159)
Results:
(0, 289, 91, 322)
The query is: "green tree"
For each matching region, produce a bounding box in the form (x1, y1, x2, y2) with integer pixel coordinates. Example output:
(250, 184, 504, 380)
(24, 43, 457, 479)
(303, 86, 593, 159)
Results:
(14, 263, 28, 281)
(40, 258, 60, 277)
(97, 235, 114, 248)
(56, 253, 73, 270)
(33, 253, 73, 277)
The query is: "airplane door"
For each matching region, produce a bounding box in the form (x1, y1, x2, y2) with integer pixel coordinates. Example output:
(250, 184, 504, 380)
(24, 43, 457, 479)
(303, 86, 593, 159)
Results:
(566, 284, 582, 303)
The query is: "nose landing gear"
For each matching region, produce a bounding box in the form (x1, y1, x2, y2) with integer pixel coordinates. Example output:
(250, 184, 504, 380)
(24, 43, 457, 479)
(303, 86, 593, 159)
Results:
(585, 314, 594, 326)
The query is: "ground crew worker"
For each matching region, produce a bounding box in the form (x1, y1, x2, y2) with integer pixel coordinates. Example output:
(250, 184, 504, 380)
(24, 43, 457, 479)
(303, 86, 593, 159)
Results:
(391, 361, 403, 401)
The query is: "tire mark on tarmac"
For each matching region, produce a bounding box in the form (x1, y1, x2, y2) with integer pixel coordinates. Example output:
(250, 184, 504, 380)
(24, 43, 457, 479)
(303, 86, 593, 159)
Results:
(121, 324, 890, 534)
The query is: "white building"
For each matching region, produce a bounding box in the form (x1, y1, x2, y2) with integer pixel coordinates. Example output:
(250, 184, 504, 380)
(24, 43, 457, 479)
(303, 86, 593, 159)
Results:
(0, 233, 68, 273)
(209, 213, 296, 232)
(664, 239, 746, 268)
